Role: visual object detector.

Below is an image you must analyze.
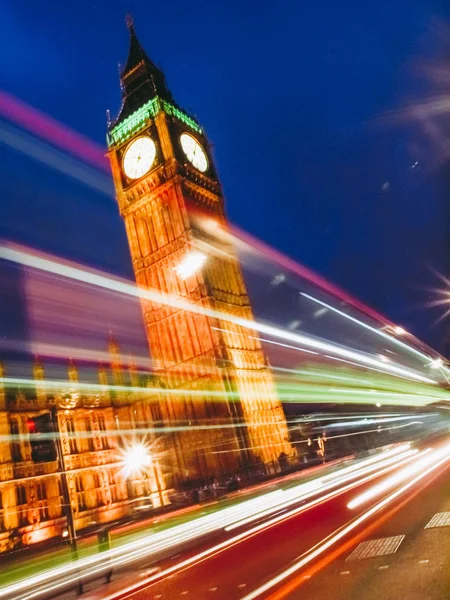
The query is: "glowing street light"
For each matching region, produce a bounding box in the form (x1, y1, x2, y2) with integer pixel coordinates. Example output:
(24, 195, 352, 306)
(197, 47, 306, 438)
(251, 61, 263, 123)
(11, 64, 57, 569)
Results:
(120, 442, 151, 477)
(174, 251, 207, 280)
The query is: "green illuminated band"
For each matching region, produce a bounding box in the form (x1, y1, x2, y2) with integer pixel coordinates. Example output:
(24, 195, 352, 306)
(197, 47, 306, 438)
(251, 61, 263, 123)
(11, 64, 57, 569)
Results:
(161, 101, 203, 135)
(108, 97, 203, 147)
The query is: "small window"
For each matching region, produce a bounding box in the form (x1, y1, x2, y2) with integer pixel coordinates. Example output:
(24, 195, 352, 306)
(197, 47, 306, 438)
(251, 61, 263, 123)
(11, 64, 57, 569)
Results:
(75, 475, 86, 512)
(97, 416, 108, 449)
(16, 485, 27, 505)
(84, 418, 95, 452)
(36, 481, 46, 501)
(66, 417, 77, 454)
(10, 418, 22, 462)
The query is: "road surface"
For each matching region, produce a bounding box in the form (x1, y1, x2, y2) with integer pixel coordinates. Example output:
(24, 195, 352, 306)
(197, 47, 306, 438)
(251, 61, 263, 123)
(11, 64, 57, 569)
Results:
(78, 439, 450, 600)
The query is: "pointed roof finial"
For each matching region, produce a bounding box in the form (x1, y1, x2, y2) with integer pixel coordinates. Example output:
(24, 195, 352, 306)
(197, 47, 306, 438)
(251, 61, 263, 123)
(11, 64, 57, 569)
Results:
(125, 14, 134, 30)
(109, 15, 174, 128)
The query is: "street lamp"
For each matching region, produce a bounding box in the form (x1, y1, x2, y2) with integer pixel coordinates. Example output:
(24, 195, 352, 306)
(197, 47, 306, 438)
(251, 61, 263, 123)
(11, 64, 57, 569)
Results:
(174, 251, 207, 280)
(119, 442, 154, 512)
(120, 442, 151, 477)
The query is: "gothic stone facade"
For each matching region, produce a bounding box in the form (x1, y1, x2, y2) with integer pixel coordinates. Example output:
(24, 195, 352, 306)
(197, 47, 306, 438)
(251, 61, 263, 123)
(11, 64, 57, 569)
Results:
(107, 20, 293, 480)
(0, 344, 169, 553)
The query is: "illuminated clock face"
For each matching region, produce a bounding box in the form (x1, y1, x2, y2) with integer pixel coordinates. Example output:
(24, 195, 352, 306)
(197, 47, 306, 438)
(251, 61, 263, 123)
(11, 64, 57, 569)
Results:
(123, 136, 156, 180)
(180, 133, 208, 173)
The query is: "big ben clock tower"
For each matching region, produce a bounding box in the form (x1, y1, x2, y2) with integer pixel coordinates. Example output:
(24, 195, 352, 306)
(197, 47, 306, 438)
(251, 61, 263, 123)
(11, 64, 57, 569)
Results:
(108, 18, 292, 480)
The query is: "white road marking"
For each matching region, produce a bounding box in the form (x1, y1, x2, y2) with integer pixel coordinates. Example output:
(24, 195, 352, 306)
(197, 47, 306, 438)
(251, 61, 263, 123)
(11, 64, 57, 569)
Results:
(425, 512, 450, 528)
(347, 536, 404, 561)
(340, 571, 351, 576)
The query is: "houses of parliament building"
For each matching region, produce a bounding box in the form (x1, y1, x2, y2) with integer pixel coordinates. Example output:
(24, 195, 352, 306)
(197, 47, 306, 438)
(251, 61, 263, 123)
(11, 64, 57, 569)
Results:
(0, 18, 292, 552)
(0, 338, 170, 553)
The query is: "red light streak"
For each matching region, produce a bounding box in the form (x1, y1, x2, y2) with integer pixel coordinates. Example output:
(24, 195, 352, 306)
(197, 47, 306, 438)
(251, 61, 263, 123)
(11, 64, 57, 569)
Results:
(0, 90, 109, 174)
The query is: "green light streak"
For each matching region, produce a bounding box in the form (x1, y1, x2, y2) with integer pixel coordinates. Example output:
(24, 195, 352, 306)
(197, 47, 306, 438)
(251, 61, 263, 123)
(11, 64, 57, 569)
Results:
(4, 369, 449, 409)
(108, 98, 202, 147)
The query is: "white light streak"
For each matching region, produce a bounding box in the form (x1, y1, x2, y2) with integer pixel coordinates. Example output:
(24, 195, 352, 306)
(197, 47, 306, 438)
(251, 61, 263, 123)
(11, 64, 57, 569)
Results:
(0, 245, 436, 385)
(347, 447, 430, 509)
(242, 443, 450, 600)
(300, 292, 440, 368)
(0, 446, 414, 600)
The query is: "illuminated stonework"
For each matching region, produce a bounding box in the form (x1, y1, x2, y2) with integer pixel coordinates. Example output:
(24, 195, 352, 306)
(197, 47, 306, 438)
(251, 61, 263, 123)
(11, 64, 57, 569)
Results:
(108, 21, 293, 481)
(0, 342, 170, 553)
(108, 97, 202, 147)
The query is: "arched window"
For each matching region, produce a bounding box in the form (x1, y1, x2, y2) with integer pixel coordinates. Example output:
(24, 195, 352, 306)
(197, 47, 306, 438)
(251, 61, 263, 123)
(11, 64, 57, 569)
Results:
(97, 415, 108, 449)
(108, 470, 118, 503)
(84, 417, 95, 452)
(93, 472, 105, 506)
(16, 485, 26, 505)
(75, 475, 86, 512)
(66, 417, 77, 454)
(10, 418, 22, 462)
(36, 481, 48, 521)
(16, 486, 27, 526)
(36, 481, 46, 501)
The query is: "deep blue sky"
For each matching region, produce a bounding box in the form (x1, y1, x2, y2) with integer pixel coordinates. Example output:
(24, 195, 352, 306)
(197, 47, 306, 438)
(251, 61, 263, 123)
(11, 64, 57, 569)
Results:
(1, 1, 450, 352)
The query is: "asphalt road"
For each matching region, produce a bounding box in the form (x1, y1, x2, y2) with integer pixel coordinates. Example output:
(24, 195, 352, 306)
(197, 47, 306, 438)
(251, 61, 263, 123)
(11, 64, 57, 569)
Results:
(80, 444, 450, 600)
(282, 457, 450, 600)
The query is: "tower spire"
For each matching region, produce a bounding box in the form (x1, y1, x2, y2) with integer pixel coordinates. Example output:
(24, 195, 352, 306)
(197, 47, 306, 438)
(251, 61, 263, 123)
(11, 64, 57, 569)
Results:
(111, 17, 174, 127)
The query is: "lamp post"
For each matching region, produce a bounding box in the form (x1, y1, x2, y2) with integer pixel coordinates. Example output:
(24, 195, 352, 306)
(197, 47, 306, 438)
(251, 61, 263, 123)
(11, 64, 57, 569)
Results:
(50, 405, 83, 596)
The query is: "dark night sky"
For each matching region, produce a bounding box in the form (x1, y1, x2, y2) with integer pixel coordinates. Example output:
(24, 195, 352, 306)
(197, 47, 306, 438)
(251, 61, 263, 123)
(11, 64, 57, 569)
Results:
(1, 1, 450, 353)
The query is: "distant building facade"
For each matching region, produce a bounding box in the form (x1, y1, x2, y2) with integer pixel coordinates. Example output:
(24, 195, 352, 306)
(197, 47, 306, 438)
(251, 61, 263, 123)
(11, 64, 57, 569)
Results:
(0, 338, 169, 553)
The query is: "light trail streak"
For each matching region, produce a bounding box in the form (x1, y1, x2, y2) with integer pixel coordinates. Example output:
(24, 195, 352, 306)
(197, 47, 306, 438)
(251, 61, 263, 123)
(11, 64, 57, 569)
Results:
(228, 223, 393, 327)
(0, 374, 442, 409)
(0, 244, 437, 385)
(0, 446, 413, 600)
(347, 447, 433, 509)
(301, 292, 438, 365)
(224, 447, 419, 531)
(65, 446, 415, 600)
(0, 90, 109, 173)
(0, 92, 417, 351)
(86, 445, 418, 600)
(242, 442, 450, 600)
(0, 121, 113, 197)
(323, 354, 431, 382)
